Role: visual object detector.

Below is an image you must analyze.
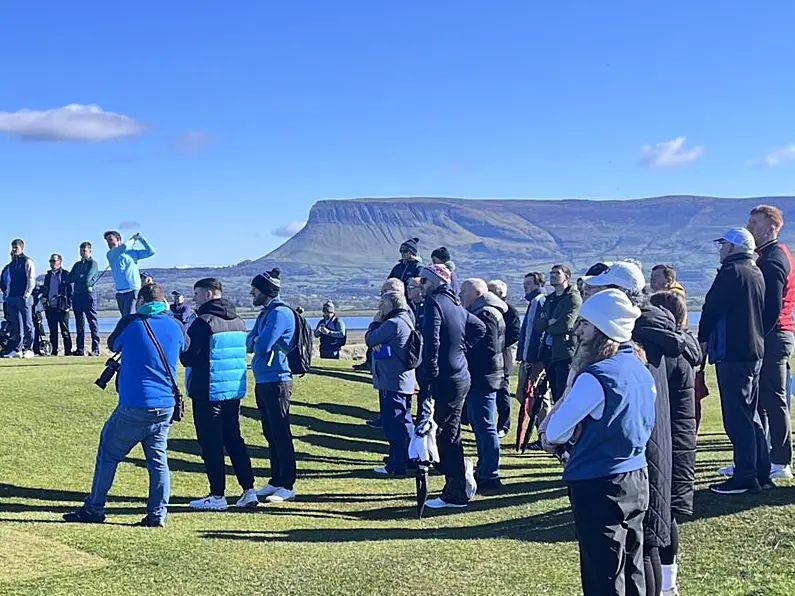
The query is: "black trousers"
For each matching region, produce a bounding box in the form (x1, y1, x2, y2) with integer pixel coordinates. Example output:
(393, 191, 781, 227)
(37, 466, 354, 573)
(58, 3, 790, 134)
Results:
(547, 358, 572, 403)
(568, 469, 649, 596)
(73, 292, 100, 354)
(255, 382, 296, 490)
(45, 307, 72, 355)
(758, 329, 795, 466)
(496, 346, 515, 432)
(193, 398, 255, 496)
(716, 360, 770, 484)
(432, 376, 471, 504)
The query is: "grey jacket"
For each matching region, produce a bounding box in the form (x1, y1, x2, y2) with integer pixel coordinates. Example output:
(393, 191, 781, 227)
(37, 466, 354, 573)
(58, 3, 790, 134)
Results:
(365, 309, 417, 394)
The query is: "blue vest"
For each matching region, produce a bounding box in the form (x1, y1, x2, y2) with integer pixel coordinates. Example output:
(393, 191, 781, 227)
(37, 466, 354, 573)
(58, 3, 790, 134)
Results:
(563, 344, 656, 482)
(8, 255, 30, 297)
(186, 330, 248, 402)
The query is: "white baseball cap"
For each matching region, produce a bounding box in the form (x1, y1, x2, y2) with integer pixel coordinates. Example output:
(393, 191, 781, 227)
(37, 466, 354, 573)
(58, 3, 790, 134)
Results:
(715, 228, 756, 252)
(581, 261, 646, 293)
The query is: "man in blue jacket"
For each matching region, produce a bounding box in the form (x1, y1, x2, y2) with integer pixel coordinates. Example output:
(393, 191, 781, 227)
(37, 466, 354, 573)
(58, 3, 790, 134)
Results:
(314, 300, 347, 359)
(64, 283, 186, 526)
(68, 241, 101, 356)
(1, 239, 36, 358)
(417, 263, 486, 509)
(247, 267, 297, 503)
(104, 231, 155, 316)
(181, 278, 257, 511)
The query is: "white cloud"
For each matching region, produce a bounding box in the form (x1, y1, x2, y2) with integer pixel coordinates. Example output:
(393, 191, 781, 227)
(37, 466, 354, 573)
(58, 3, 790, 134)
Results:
(174, 129, 213, 153)
(118, 220, 141, 231)
(638, 136, 704, 168)
(0, 104, 145, 141)
(272, 221, 307, 238)
(753, 144, 795, 167)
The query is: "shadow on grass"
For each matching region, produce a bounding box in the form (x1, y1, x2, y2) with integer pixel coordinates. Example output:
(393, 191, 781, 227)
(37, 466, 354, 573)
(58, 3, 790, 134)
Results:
(292, 400, 377, 421)
(688, 485, 795, 523)
(239, 405, 384, 443)
(297, 433, 388, 455)
(199, 506, 577, 544)
(308, 366, 373, 385)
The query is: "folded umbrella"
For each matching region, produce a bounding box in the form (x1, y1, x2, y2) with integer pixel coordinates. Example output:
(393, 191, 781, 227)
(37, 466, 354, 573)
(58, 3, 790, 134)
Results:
(694, 359, 709, 433)
(515, 371, 534, 451)
(520, 371, 548, 453)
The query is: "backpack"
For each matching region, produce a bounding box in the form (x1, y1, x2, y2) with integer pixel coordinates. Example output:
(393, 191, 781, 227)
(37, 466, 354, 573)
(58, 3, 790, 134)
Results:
(402, 327, 423, 370)
(275, 304, 313, 376)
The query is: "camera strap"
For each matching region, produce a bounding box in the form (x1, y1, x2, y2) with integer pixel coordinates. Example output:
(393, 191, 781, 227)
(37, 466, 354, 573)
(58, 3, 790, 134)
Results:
(142, 318, 184, 420)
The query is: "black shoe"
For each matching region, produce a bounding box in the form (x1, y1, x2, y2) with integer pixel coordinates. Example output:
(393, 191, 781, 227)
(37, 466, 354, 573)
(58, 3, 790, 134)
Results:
(527, 439, 544, 451)
(365, 417, 383, 429)
(477, 478, 504, 492)
(710, 477, 762, 495)
(758, 477, 776, 491)
(69, 351, 85, 357)
(90, 351, 101, 357)
(352, 362, 369, 371)
(63, 507, 105, 524)
(136, 516, 165, 527)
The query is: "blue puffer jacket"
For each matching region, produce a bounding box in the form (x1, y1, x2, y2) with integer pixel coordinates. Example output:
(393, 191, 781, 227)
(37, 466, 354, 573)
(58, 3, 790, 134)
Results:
(107, 310, 186, 409)
(180, 298, 248, 401)
(247, 297, 296, 383)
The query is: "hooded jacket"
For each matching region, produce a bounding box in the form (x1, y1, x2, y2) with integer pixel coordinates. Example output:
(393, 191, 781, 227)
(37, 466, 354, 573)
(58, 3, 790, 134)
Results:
(246, 297, 296, 383)
(633, 304, 681, 548)
(365, 308, 417, 394)
(180, 298, 248, 401)
(466, 292, 508, 391)
(534, 284, 582, 362)
(665, 327, 701, 517)
(421, 285, 486, 386)
(106, 235, 155, 294)
(3, 254, 35, 299)
(698, 252, 766, 363)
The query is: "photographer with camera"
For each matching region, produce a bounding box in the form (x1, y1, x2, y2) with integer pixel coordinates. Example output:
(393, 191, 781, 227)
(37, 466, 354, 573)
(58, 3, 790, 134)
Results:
(64, 283, 187, 527)
(104, 231, 155, 316)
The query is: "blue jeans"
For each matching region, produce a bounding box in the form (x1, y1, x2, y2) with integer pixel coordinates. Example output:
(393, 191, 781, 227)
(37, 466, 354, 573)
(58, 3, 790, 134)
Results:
(7, 295, 34, 352)
(466, 388, 500, 482)
(379, 390, 413, 473)
(73, 292, 100, 354)
(84, 405, 173, 522)
(115, 291, 137, 317)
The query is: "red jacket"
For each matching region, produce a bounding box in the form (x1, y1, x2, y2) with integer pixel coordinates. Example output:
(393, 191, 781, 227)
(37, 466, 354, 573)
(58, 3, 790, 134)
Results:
(756, 239, 795, 333)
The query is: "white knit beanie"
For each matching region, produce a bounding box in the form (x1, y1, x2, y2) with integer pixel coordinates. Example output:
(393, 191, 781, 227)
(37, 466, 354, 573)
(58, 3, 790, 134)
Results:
(579, 288, 641, 343)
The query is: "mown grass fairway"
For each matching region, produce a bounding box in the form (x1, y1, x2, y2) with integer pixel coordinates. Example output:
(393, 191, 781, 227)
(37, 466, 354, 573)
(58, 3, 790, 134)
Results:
(1, 358, 794, 595)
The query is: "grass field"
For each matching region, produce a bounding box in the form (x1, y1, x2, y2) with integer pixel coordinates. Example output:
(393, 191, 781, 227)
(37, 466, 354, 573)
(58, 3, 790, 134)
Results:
(1, 358, 794, 596)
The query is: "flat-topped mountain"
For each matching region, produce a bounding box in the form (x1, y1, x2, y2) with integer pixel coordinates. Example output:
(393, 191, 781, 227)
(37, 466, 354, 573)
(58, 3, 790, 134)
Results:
(105, 195, 795, 310)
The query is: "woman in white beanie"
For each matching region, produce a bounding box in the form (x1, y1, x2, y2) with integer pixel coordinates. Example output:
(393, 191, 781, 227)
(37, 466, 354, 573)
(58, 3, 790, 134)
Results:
(540, 288, 657, 596)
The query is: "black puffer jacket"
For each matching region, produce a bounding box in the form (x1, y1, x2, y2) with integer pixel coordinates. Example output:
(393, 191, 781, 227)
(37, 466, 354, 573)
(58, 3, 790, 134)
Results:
(632, 304, 681, 549)
(665, 329, 701, 517)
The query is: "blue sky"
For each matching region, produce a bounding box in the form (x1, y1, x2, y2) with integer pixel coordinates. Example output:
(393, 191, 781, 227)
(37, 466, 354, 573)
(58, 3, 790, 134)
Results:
(1, 1, 794, 270)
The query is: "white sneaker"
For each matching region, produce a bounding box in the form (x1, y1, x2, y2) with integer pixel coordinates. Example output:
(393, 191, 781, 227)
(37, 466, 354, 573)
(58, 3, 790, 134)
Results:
(189, 495, 228, 511)
(373, 466, 390, 475)
(235, 488, 259, 508)
(770, 463, 793, 480)
(2, 351, 19, 358)
(464, 458, 477, 500)
(425, 497, 467, 509)
(22, 350, 34, 359)
(256, 483, 279, 497)
(266, 487, 296, 503)
(718, 463, 734, 477)
(662, 589, 680, 596)
(497, 429, 507, 439)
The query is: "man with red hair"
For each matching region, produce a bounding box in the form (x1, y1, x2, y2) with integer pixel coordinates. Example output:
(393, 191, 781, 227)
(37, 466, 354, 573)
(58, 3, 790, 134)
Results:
(745, 204, 795, 480)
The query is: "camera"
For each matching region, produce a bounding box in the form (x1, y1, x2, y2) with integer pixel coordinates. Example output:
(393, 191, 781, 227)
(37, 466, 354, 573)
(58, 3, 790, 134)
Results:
(95, 354, 121, 390)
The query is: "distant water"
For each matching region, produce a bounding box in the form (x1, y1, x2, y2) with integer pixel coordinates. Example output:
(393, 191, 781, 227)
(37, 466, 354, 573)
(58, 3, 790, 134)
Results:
(64, 313, 703, 334)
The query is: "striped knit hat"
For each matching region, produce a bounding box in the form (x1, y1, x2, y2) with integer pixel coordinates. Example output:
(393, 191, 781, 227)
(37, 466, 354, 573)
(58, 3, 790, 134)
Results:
(251, 268, 282, 297)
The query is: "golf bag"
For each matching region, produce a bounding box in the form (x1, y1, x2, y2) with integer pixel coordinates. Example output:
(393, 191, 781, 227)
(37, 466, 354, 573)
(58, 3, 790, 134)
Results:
(31, 287, 51, 357)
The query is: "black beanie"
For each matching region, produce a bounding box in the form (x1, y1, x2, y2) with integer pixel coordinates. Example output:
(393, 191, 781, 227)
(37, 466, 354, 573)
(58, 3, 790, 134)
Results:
(251, 267, 282, 297)
(431, 246, 451, 263)
(584, 262, 610, 277)
(400, 237, 419, 256)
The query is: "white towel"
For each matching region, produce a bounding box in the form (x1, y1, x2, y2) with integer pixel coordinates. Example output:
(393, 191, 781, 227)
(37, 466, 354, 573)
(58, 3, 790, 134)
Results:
(409, 420, 439, 464)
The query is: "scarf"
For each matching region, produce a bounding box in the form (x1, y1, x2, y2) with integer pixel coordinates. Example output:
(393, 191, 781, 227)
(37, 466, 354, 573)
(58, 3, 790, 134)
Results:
(137, 301, 168, 316)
